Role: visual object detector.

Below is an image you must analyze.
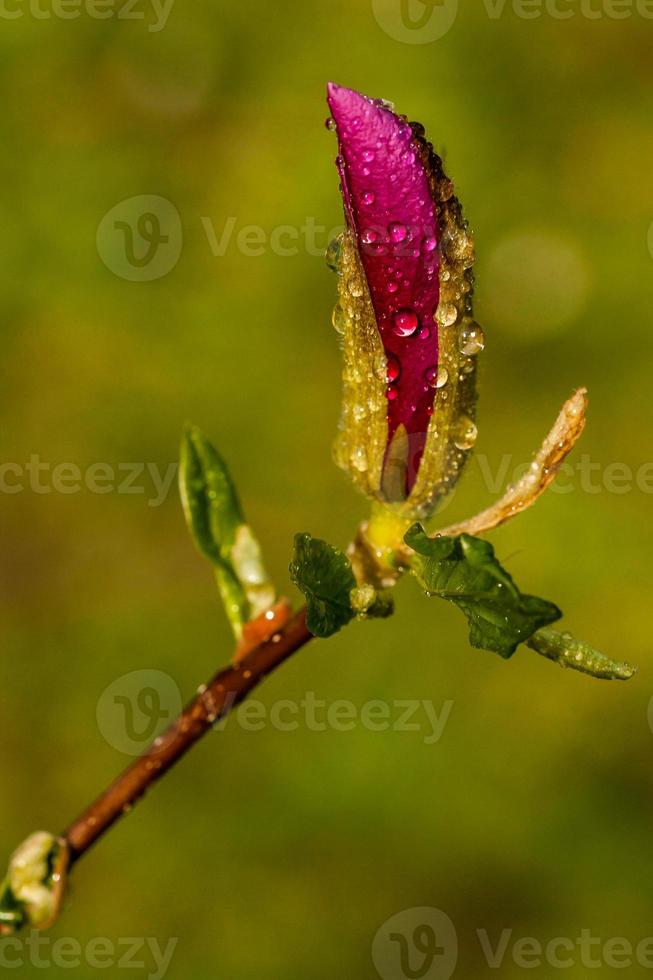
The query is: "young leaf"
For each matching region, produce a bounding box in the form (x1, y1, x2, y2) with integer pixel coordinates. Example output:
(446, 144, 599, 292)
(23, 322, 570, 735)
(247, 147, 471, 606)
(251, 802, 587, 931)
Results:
(289, 534, 356, 638)
(180, 425, 245, 565)
(179, 426, 275, 635)
(404, 524, 561, 658)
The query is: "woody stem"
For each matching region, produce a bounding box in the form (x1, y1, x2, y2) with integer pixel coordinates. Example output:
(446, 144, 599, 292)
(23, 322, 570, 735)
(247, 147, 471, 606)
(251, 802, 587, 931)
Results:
(63, 607, 312, 864)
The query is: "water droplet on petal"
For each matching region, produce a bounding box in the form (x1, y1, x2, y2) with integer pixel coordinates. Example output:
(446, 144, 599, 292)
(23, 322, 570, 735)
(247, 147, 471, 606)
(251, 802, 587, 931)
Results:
(363, 149, 375, 163)
(425, 366, 449, 389)
(387, 386, 399, 401)
(453, 416, 478, 451)
(325, 117, 336, 131)
(332, 303, 346, 334)
(389, 222, 408, 244)
(361, 191, 376, 205)
(325, 235, 343, 275)
(361, 228, 378, 245)
(459, 320, 485, 356)
(436, 303, 458, 327)
(386, 354, 401, 383)
(387, 280, 399, 294)
(392, 309, 419, 337)
(419, 326, 431, 341)
(423, 236, 437, 253)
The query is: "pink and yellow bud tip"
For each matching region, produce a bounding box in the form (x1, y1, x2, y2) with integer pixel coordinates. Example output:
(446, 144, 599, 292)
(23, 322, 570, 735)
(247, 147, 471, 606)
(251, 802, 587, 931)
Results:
(326, 83, 482, 517)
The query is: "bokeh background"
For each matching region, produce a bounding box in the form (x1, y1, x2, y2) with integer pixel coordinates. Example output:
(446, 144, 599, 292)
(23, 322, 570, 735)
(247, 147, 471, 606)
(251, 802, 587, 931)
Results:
(2, 2, 652, 977)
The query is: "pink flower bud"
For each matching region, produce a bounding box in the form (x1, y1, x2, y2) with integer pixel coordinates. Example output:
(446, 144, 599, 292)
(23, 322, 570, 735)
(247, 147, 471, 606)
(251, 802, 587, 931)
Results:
(327, 83, 481, 517)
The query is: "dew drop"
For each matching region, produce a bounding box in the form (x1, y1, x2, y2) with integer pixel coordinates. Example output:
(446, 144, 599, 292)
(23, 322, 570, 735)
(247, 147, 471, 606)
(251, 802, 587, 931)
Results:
(423, 236, 437, 253)
(332, 303, 346, 334)
(392, 308, 419, 337)
(419, 326, 431, 341)
(363, 149, 375, 163)
(436, 303, 458, 327)
(361, 228, 378, 245)
(389, 222, 408, 244)
(325, 117, 336, 131)
(453, 416, 478, 451)
(458, 320, 485, 356)
(387, 386, 399, 401)
(361, 191, 376, 205)
(387, 280, 399, 294)
(325, 235, 343, 275)
(352, 447, 368, 472)
(425, 365, 449, 389)
(386, 353, 401, 383)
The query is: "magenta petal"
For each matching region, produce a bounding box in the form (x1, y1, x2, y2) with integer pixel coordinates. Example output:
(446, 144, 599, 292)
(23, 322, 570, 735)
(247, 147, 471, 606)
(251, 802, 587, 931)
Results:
(327, 83, 441, 495)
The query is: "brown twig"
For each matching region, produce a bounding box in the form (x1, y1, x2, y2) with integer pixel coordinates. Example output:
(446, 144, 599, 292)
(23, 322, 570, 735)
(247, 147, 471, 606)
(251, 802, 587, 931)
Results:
(63, 607, 312, 864)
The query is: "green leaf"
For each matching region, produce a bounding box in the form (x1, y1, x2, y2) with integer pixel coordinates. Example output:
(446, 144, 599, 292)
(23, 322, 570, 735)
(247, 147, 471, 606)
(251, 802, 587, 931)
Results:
(289, 534, 356, 638)
(179, 426, 275, 635)
(179, 425, 245, 565)
(405, 525, 561, 658)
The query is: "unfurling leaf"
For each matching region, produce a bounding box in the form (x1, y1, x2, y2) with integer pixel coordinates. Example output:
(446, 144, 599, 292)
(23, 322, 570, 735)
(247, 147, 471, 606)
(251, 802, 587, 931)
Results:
(404, 525, 561, 658)
(290, 534, 356, 638)
(179, 426, 275, 636)
(0, 833, 70, 937)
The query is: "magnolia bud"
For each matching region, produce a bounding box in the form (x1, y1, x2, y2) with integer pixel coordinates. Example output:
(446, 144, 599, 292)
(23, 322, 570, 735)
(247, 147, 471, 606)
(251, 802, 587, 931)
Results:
(327, 83, 482, 519)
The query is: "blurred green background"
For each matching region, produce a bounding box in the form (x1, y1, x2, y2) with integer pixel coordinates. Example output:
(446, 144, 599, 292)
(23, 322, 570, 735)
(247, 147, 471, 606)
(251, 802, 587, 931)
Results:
(1, 1, 652, 977)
